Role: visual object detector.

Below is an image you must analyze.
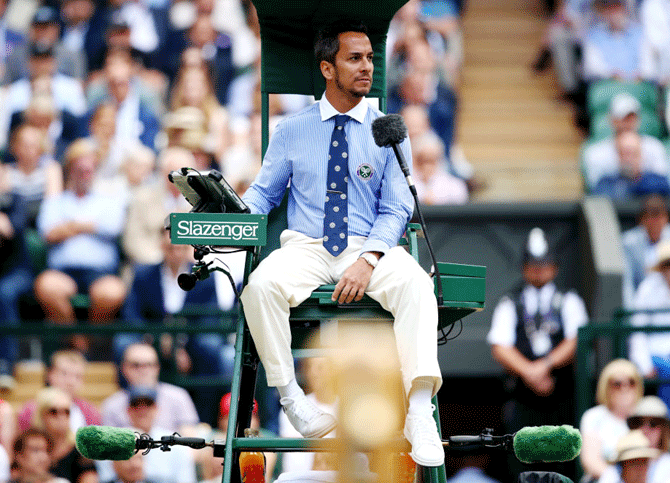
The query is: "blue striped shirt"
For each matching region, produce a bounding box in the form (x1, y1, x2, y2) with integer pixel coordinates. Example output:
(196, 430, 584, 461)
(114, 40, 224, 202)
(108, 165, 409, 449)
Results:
(241, 96, 414, 254)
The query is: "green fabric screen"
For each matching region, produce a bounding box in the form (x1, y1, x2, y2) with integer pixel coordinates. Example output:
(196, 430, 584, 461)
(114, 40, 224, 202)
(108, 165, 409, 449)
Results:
(251, 0, 409, 98)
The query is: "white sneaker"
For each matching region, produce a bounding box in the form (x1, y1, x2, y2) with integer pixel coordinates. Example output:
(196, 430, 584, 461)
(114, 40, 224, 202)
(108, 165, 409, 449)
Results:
(280, 396, 337, 438)
(403, 408, 444, 467)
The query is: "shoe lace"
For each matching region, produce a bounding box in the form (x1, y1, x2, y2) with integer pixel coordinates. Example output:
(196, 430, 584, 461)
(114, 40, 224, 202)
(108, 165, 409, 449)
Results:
(410, 413, 440, 446)
(281, 397, 320, 423)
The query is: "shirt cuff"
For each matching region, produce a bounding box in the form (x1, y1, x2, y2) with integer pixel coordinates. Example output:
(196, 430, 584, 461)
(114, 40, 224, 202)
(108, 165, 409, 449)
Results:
(360, 239, 391, 256)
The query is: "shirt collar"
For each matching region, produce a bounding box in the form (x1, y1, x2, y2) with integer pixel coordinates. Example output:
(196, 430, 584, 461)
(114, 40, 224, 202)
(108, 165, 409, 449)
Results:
(318, 93, 369, 124)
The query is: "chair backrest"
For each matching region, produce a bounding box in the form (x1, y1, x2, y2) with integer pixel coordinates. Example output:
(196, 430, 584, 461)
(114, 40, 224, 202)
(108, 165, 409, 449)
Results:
(586, 79, 659, 118)
(590, 109, 665, 141)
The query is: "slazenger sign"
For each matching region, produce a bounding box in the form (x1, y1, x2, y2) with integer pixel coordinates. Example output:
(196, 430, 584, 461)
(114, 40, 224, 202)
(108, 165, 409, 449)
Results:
(170, 213, 267, 246)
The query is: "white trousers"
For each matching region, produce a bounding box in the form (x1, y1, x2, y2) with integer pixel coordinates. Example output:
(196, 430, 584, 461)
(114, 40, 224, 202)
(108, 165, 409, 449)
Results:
(240, 230, 443, 396)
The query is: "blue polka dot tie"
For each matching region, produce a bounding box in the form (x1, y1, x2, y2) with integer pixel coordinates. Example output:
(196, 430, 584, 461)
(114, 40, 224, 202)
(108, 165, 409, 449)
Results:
(323, 114, 349, 256)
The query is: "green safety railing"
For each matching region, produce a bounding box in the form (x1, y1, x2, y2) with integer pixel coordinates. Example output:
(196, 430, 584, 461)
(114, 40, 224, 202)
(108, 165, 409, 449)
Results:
(2, 311, 241, 388)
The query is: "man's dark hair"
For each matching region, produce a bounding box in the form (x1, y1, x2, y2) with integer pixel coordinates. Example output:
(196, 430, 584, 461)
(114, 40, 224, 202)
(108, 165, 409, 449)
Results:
(314, 20, 369, 65)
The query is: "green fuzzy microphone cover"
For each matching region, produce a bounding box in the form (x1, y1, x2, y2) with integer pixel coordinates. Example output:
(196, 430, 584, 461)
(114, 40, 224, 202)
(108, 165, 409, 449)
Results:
(513, 425, 582, 464)
(76, 426, 137, 461)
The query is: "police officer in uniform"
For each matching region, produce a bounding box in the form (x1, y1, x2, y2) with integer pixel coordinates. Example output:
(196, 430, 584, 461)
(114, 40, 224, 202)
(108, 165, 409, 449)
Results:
(487, 228, 589, 478)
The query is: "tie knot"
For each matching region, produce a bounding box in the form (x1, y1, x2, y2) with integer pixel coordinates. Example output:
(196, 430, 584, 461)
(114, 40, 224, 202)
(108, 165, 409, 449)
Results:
(334, 114, 349, 128)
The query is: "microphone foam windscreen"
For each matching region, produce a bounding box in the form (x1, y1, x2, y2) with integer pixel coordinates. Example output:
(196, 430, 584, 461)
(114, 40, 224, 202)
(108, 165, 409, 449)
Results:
(513, 425, 582, 464)
(371, 114, 408, 147)
(76, 426, 137, 461)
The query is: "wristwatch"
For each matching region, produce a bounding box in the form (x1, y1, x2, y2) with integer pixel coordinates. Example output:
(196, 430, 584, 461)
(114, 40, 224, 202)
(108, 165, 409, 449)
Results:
(359, 252, 379, 269)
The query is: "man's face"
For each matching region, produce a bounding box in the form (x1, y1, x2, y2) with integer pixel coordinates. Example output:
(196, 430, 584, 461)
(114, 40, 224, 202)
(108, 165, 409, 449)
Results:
(69, 153, 97, 193)
(612, 112, 639, 134)
(127, 399, 157, 433)
(122, 346, 160, 386)
(32, 23, 60, 45)
(641, 208, 668, 243)
(16, 436, 51, 477)
(522, 262, 558, 288)
(329, 31, 373, 99)
(13, 127, 42, 169)
(48, 359, 85, 397)
(113, 453, 144, 483)
(62, 0, 95, 25)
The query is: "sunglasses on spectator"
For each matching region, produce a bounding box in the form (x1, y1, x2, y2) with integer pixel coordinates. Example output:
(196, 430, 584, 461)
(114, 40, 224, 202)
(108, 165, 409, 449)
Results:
(47, 407, 70, 416)
(629, 417, 667, 429)
(609, 378, 637, 390)
(125, 361, 158, 369)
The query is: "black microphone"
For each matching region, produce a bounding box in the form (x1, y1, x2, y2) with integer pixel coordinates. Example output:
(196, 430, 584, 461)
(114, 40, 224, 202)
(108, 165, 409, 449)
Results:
(371, 114, 414, 189)
(76, 426, 211, 461)
(177, 273, 198, 291)
(371, 114, 444, 305)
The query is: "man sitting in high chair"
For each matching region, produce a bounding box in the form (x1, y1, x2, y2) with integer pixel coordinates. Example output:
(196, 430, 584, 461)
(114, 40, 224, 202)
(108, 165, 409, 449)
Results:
(239, 20, 444, 467)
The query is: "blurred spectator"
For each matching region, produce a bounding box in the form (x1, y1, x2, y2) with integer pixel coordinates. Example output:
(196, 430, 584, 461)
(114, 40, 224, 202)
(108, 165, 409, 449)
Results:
(388, 0, 462, 91)
(86, 19, 167, 112)
(60, 0, 98, 77)
(583, 94, 669, 192)
(401, 103, 475, 189)
(279, 358, 337, 473)
(621, 195, 670, 307)
(8, 91, 84, 162)
(104, 452, 146, 483)
(412, 131, 468, 205)
(96, 386, 196, 483)
(0, 42, 86, 152)
(591, 131, 670, 198)
(18, 350, 102, 433)
(92, 141, 155, 204)
(487, 227, 588, 479)
(629, 241, 670, 408)
(11, 428, 69, 483)
(388, 35, 457, 155)
(0, 192, 32, 387)
(116, 229, 233, 424)
(101, 343, 199, 433)
(0, 430, 7, 483)
(185, 14, 234, 106)
(122, 147, 192, 265)
(31, 387, 97, 483)
(580, 359, 644, 481)
(0, 398, 16, 457)
(86, 48, 160, 152)
(598, 429, 659, 483)
(5, 5, 86, 82)
(2, 124, 63, 226)
(582, 0, 655, 83)
(531, 0, 596, 97)
(620, 396, 670, 482)
(640, 0, 670, 87)
(220, 110, 262, 195)
(0, 0, 25, 85)
(448, 453, 501, 483)
(107, 1, 162, 66)
(33, 138, 126, 333)
(169, 66, 230, 161)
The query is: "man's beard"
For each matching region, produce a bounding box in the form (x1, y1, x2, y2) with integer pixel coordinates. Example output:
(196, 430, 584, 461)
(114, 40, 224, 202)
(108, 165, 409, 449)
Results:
(335, 71, 369, 98)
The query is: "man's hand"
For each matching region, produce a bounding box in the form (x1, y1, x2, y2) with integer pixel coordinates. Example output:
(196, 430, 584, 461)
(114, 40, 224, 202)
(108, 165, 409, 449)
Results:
(332, 258, 374, 304)
(522, 359, 555, 397)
